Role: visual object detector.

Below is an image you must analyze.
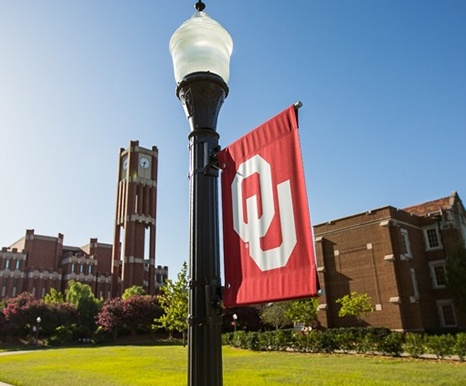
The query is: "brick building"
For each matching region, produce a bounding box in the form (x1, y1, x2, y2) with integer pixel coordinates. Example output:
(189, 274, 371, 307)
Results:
(0, 140, 167, 301)
(315, 191, 466, 332)
(0, 229, 168, 301)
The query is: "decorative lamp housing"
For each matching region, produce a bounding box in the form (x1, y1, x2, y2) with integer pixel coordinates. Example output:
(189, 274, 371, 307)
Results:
(169, 10, 233, 84)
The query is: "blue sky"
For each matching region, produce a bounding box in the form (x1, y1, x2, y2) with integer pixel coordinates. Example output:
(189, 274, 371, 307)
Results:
(1, 1, 465, 277)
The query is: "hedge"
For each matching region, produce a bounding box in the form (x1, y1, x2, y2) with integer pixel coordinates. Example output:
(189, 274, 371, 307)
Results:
(223, 328, 465, 360)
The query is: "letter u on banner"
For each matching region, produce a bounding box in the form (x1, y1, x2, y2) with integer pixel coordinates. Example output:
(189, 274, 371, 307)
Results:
(218, 104, 318, 307)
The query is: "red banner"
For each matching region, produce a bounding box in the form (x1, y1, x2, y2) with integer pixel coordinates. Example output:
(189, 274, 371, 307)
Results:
(218, 105, 318, 307)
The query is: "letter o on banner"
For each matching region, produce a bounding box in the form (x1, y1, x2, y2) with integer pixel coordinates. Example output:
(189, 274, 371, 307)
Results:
(231, 155, 297, 271)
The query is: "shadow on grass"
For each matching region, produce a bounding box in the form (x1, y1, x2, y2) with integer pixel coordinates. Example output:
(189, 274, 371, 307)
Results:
(0, 333, 185, 353)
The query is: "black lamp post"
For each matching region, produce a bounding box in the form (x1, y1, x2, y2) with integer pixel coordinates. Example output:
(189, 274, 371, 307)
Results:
(35, 316, 41, 345)
(232, 313, 238, 332)
(169, 2, 233, 386)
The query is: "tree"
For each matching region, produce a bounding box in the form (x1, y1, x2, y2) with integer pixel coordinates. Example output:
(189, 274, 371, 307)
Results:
(1, 292, 76, 341)
(44, 288, 65, 304)
(123, 295, 162, 335)
(446, 244, 466, 314)
(65, 281, 102, 338)
(284, 298, 319, 327)
(2, 292, 43, 337)
(0, 309, 6, 341)
(260, 302, 292, 330)
(96, 297, 125, 341)
(96, 295, 163, 341)
(122, 285, 146, 300)
(336, 292, 374, 320)
(154, 262, 188, 343)
(223, 306, 261, 332)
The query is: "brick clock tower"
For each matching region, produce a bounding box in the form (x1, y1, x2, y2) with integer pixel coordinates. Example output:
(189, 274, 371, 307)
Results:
(112, 140, 158, 296)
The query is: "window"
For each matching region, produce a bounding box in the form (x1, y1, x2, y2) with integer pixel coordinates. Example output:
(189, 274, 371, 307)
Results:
(429, 261, 447, 288)
(437, 300, 457, 327)
(80, 264, 84, 274)
(410, 268, 419, 301)
(71, 264, 75, 273)
(15, 260, 20, 270)
(88, 265, 92, 274)
(5, 259, 10, 269)
(424, 225, 442, 250)
(400, 229, 412, 258)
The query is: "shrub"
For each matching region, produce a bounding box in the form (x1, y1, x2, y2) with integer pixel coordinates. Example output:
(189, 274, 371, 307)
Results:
(365, 328, 392, 354)
(317, 330, 338, 353)
(331, 328, 358, 353)
(226, 331, 261, 351)
(292, 332, 308, 352)
(222, 332, 233, 346)
(225, 328, 457, 360)
(46, 325, 73, 346)
(293, 330, 322, 353)
(244, 332, 259, 351)
(93, 326, 114, 345)
(403, 333, 425, 358)
(230, 330, 249, 349)
(256, 331, 274, 351)
(425, 334, 455, 359)
(454, 333, 466, 361)
(274, 329, 293, 351)
(379, 332, 403, 356)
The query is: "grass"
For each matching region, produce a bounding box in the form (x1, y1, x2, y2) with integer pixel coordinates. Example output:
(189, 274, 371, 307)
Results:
(0, 345, 465, 385)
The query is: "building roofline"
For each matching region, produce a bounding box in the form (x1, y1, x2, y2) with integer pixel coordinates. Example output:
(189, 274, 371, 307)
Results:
(314, 191, 463, 228)
(314, 205, 396, 228)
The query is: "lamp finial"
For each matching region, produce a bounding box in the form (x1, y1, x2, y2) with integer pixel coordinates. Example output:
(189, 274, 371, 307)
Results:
(195, 1, 206, 12)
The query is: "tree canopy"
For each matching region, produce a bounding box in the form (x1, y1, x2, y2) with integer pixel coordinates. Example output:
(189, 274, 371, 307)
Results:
(259, 298, 319, 330)
(336, 291, 374, 320)
(122, 285, 146, 300)
(446, 244, 466, 314)
(44, 288, 65, 304)
(96, 295, 162, 341)
(154, 262, 188, 341)
(284, 298, 318, 327)
(65, 281, 102, 337)
(260, 302, 292, 330)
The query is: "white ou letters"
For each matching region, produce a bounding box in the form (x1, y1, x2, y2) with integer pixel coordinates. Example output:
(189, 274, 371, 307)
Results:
(231, 155, 297, 271)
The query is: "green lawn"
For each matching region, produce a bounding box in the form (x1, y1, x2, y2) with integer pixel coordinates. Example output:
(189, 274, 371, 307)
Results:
(0, 345, 465, 385)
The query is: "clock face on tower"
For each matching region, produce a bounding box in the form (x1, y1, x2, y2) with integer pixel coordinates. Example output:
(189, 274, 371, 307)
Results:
(122, 157, 128, 170)
(139, 157, 150, 169)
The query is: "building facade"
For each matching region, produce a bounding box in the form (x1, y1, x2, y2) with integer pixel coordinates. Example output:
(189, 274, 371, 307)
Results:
(0, 229, 168, 301)
(315, 191, 466, 332)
